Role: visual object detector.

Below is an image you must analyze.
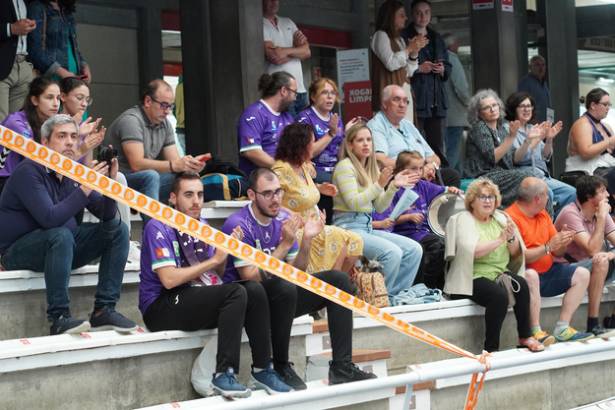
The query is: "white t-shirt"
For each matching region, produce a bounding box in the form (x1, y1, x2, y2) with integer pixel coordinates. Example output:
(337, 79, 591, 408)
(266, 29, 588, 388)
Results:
(263, 16, 306, 93)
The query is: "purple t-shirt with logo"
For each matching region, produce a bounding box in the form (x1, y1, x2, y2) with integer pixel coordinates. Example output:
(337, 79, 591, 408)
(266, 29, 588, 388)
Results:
(237, 100, 294, 175)
(373, 180, 445, 241)
(0, 111, 32, 178)
(221, 204, 299, 283)
(139, 218, 215, 314)
(297, 106, 343, 172)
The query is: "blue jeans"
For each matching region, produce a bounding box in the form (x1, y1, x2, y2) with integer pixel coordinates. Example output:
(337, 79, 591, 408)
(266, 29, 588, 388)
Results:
(289, 92, 308, 119)
(1, 219, 129, 320)
(125, 170, 176, 221)
(545, 177, 576, 217)
(333, 212, 423, 300)
(444, 126, 464, 172)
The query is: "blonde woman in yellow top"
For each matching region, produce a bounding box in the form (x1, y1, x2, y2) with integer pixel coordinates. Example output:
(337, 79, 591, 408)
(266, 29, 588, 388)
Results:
(272, 123, 363, 274)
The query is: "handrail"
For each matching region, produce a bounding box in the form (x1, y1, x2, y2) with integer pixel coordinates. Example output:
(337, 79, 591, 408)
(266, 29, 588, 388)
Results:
(141, 338, 615, 409)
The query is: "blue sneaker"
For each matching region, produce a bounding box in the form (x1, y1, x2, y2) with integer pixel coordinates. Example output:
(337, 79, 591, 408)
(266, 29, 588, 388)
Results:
(50, 315, 91, 335)
(554, 326, 594, 342)
(212, 368, 251, 398)
(251, 363, 293, 394)
(90, 307, 137, 333)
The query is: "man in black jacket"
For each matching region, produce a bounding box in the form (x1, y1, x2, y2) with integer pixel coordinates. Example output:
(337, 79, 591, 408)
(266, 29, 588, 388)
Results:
(0, 0, 35, 121)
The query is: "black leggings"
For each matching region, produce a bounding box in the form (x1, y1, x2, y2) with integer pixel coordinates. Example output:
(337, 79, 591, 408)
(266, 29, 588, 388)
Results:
(143, 281, 272, 372)
(417, 233, 445, 289)
(453, 273, 531, 352)
(264, 270, 354, 365)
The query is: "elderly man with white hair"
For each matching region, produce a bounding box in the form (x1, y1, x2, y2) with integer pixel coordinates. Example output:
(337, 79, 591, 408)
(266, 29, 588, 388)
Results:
(367, 84, 460, 187)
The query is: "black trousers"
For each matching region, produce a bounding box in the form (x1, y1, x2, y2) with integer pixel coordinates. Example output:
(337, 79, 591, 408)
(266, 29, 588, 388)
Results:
(143, 281, 271, 373)
(417, 233, 445, 290)
(0, 176, 7, 195)
(417, 116, 446, 165)
(265, 270, 354, 365)
(452, 273, 531, 352)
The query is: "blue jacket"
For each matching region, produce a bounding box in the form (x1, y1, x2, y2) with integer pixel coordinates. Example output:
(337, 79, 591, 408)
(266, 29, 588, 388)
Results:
(401, 26, 451, 118)
(27, 1, 86, 77)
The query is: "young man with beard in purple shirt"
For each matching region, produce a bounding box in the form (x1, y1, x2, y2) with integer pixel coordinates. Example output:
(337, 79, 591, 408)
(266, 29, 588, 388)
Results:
(222, 168, 376, 390)
(139, 172, 292, 397)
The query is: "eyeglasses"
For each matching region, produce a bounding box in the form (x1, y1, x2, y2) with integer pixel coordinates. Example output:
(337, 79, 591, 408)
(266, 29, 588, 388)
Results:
(285, 86, 298, 96)
(73, 94, 93, 107)
(150, 97, 175, 111)
(391, 96, 410, 105)
(477, 195, 496, 202)
(320, 90, 338, 97)
(598, 101, 612, 108)
(517, 104, 533, 110)
(254, 188, 284, 200)
(480, 103, 499, 112)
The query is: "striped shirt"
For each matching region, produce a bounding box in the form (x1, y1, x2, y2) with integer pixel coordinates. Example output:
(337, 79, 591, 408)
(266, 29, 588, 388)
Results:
(332, 158, 398, 213)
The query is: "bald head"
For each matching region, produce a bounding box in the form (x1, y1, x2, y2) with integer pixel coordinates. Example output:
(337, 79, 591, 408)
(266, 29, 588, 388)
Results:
(517, 177, 548, 203)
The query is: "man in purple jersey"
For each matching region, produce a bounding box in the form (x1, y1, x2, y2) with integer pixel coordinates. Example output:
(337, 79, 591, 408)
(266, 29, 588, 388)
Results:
(139, 172, 292, 398)
(237, 72, 296, 175)
(222, 168, 376, 390)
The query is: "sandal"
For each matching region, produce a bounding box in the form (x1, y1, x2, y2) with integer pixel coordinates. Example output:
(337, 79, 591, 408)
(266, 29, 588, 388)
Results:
(518, 337, 545, 352)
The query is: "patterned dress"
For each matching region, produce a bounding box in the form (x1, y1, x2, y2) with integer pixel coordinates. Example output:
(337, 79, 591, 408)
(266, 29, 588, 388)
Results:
(464, 121, 534, 208)
(272, 160, 363, 273)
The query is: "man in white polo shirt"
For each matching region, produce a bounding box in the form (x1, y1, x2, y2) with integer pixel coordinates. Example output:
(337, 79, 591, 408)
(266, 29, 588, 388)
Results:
(262, 0, 311, 118)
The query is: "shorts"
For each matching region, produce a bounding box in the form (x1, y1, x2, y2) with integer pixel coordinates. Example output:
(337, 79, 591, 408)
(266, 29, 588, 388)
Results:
(539, 262, 576, 297)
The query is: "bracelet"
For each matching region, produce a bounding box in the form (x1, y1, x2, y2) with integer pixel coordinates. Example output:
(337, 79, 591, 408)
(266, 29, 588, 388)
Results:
(544, 244, 551, 255)
(507, 236, 515, 244)
(169, 160, 174, 173)
(409, 55, 418, 61)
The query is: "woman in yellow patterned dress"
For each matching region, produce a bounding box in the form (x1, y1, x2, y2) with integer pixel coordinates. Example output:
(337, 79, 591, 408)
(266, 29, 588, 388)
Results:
(273, 123, 363, 274)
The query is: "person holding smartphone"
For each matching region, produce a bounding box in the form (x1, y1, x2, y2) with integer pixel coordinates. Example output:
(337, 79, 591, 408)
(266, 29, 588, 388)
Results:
(402, 0, 451, 164)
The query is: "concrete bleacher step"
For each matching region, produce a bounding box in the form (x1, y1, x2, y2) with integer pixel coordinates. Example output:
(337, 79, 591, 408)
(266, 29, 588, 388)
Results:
(0, 261, 141, 339)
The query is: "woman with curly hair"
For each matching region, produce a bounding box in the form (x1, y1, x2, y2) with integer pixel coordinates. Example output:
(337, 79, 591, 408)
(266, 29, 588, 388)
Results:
(272, 122, 363, 274)
(28, 0, 91, 82)
(463, 89, 535, 208)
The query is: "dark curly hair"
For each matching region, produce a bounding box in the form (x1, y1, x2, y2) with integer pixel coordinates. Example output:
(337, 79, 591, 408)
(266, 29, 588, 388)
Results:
(505, 91, 535, 122)
(274, 122, 314, 166)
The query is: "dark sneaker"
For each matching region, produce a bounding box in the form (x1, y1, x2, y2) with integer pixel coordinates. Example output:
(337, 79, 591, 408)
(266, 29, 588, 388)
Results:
(50, 315, 91, 335)
(604, 315, 615, 329)
(590, 325, 615, 339)
(328, 361, 377, 385)
(251, 363, 293, 394)
(90, 307, 137, 333)
(211, 368, 251, 398)
(275, 362, 307, 390)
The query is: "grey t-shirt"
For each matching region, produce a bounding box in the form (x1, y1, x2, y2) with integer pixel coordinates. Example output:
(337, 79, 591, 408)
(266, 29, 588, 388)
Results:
(105, 105, 176, 173)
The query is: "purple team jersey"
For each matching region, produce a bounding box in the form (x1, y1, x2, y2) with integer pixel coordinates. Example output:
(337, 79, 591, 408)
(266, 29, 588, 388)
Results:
(139, 218, 215, 314)
(221, 204, 299, 283)
(237, 100, 294, 175)
(373, 180, 445, 241)
(0, 111, 32, 178)
(297, 106, 343, 172)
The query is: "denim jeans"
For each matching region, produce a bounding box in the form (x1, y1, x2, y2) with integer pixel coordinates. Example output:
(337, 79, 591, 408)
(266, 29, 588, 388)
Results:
(289, 92, 309, 119)
(444, 126, 464, 172)
(545, 177, 576, 218)
(125, 170, 176, 222)
(1, 219, 129, 321)
(333, 212, 423, 300)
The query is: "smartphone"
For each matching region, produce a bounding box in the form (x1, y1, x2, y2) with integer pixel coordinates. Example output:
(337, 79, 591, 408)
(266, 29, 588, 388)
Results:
(196, 153, 212, 163)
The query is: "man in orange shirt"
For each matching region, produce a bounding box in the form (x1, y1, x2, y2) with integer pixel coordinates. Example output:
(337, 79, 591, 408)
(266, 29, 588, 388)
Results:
(506, 177, 592, 342)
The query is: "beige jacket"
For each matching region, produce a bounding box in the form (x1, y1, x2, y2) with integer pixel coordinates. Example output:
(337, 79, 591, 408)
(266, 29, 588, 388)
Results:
(443, 210, 526, 296)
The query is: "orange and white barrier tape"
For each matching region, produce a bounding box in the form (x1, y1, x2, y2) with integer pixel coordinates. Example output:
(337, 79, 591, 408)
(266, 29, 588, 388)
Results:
(0, 125, 489, 408)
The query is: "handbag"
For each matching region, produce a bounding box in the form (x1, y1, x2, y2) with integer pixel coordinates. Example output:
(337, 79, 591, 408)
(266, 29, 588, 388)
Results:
(495, 272, 520, 308)
(350, 256, 389, 308)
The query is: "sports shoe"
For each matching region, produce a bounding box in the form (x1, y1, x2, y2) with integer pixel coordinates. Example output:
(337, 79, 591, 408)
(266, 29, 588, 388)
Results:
(275, 361, 307, 390)
(554, 326, 594, 342)
(251, 363, 293, 394)
(50, 315, 91, 335)
(603, 315, 615, 329)
(590, 325, 615, 339)
(90, 307, 137, 333)
(533, 330, 556, 347)
(211, 368, 251, 398)
(328, 361, 377, 385)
